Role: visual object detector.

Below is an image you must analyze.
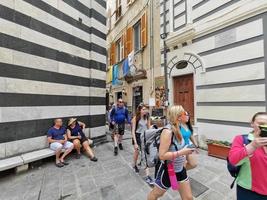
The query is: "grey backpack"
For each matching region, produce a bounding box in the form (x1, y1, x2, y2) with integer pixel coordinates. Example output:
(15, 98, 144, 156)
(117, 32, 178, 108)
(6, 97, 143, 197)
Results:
(141, 124, 172, 168)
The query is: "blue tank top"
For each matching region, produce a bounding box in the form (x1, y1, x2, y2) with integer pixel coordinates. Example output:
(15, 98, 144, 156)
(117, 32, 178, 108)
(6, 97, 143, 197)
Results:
(180, 125, 192, 145)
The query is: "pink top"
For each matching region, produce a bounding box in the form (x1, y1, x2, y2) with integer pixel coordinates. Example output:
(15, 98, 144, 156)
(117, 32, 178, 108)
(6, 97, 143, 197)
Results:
(229, 134, 267, 195)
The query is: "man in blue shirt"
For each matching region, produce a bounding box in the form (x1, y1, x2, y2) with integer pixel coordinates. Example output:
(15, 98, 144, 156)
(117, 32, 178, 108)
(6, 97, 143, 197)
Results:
(47, 118, 74, 168)
(110, 99, 131, 156)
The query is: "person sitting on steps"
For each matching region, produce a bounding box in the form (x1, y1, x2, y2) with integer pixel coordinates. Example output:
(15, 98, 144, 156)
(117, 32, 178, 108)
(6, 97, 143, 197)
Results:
(67, 118, 97, 162)
(47, 118, 74, 168)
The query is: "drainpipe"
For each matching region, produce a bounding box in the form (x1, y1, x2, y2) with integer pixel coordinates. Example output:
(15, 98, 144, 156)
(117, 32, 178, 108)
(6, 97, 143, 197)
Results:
(150, 0, 154, 95)
(162, 1, 168, 106)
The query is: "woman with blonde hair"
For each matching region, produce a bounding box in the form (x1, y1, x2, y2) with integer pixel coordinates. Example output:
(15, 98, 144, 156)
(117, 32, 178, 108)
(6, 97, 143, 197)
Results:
(148, 105, 194, 200)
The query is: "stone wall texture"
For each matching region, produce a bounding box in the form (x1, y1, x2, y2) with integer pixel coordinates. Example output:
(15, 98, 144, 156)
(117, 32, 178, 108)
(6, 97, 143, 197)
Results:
(0, 0, 107, 158)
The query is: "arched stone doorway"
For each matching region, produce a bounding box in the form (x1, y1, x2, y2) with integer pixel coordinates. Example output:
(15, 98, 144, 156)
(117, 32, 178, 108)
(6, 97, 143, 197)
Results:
(166, 52, 205, 78)
(167, 52, 205, 124)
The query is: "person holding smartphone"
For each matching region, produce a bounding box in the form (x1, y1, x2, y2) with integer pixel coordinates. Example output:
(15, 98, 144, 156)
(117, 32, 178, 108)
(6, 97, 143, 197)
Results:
(131, 103, 153, 186)
(179, 111, 198, 170)
(228, 112, 267, 199)
(148, 105, 194, 200)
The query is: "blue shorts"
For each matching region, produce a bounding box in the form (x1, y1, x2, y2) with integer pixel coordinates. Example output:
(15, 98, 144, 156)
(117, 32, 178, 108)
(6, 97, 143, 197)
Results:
(154, 162, 188, 190)
(50, 141, 73, 151)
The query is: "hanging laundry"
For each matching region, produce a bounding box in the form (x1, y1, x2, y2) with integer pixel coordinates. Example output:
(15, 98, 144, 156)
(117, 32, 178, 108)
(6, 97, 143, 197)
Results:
(107, 65, 113, 83)
(128, 50, 134, 67)
(122, 58, 130, 77)
(112, 64, 119, 85)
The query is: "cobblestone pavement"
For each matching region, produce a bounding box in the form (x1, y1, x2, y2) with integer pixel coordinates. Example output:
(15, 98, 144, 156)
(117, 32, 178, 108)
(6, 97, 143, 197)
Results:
(0, 131, 236, 200)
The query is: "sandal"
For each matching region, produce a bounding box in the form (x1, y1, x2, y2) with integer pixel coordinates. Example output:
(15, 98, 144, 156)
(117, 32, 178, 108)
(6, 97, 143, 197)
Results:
(76, 153, 81, 159)
(56, 162, 64, 168)
(90, 157, 98, 162)
(60, 161, 69, 165)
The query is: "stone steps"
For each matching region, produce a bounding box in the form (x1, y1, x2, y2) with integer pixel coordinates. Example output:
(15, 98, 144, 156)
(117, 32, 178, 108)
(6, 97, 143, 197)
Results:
(0, 135, 107, 173)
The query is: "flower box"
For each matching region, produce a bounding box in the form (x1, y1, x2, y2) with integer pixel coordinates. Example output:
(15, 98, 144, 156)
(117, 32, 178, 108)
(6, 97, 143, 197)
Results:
(206, 140, 231, 160)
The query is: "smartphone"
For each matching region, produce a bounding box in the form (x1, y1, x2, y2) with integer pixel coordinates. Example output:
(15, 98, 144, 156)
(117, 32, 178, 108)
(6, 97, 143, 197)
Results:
(186, 144, 196, 149)
(259, 125, 267, 137)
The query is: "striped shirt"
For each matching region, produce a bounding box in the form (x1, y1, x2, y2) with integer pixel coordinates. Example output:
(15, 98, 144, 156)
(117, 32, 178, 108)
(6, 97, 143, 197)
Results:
(165, 125, 186, 172)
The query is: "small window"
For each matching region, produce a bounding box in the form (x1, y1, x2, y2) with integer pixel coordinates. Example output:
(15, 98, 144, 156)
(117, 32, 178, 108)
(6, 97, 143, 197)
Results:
(116, 39, 123, 62)
(127, 0, 136, 5)
(116, 0, 122, 20)
(133, 21, 141, 52)
(116, 0, 121, 6)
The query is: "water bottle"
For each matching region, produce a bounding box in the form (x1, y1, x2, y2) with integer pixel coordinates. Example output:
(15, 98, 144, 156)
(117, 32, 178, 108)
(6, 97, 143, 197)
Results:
(167, 162, 179, 190)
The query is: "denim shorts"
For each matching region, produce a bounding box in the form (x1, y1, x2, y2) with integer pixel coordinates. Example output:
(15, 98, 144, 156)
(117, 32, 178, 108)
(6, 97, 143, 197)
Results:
(50, 141, 73, 151)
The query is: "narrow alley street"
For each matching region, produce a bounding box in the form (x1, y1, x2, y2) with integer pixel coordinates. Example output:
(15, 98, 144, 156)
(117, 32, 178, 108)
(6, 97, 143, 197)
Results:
(0, 131, 235, 200)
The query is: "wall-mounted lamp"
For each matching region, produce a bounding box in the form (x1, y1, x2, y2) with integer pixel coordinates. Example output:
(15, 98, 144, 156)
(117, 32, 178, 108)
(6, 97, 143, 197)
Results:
(160, 33, 168, 40)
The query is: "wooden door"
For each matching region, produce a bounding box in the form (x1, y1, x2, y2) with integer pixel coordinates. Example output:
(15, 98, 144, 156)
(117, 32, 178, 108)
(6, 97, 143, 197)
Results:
(173, 74, 194, 123)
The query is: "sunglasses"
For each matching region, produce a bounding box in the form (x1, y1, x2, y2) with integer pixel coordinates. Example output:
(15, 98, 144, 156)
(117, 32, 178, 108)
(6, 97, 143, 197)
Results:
(180, 112, 190, 116)
(118, 101, 123, 103)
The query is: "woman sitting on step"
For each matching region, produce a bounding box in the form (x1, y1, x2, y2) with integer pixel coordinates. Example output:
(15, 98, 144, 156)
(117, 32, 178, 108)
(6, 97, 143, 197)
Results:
(67, 118, 97, 162)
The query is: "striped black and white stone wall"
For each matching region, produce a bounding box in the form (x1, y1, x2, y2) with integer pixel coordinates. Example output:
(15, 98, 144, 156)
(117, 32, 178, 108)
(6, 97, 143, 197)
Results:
(0, 0, 107, 158)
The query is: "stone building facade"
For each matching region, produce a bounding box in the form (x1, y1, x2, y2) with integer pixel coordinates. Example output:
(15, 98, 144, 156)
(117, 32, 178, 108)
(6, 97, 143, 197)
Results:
(106, 0, 161, 114)
(0, 0, 106, 158)
(160, 0, 267, 143)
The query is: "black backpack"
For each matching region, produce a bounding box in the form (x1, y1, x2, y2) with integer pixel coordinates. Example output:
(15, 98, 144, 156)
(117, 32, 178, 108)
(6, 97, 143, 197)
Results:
(227, 134, 250, 189)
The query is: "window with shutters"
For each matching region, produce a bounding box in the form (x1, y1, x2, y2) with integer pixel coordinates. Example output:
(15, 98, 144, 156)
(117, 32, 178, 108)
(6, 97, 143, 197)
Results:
(133, 21, 141, 52)
(121, 35, 125, 60)
(125, 27, 133, 56)
(116, 38, 123, 62)
(141, 12, 147, 48)
(110, 42, 116, 65)
(123, 32, 127, 58)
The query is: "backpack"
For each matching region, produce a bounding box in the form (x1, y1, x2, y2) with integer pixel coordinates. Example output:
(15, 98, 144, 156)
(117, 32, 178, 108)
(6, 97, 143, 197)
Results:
(227, 134, 250, 189)
(141, 125, 178, 168)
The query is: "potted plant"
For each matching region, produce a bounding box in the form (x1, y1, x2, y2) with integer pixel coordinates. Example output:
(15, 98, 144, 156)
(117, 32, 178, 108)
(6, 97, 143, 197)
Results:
(206, 139, 231, 160)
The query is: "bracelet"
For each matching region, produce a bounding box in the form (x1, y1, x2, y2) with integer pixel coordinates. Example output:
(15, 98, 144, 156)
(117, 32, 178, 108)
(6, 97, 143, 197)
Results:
(172, 152, 175, 160)
(251, 141, 258, 149)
